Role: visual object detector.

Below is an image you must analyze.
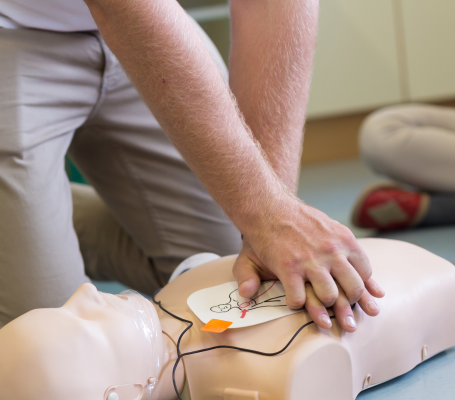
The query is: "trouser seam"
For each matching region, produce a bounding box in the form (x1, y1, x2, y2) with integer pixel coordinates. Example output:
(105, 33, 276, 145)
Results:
(148, 258, 166, 288)
(84, 32, 109, 120)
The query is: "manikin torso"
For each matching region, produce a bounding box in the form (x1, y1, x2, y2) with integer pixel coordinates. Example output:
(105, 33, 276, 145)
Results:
(156, 238, 455, 400)
(1, 238, 455, 400)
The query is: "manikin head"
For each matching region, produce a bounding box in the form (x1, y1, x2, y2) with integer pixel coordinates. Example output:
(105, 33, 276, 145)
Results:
(0, 283, 165, 400)
(210, 303, 232, 313)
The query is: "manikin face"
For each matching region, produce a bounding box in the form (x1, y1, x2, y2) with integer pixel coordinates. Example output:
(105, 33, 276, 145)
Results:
(210, 303, 231, 313)
(0, 283, 164, 400)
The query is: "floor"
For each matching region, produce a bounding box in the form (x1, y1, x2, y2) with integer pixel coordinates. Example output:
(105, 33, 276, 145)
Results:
(298, 159, 455, 264)
(94, 158, 455, 399)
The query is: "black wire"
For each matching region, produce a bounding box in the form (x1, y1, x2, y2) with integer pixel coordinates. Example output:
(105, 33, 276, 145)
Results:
(152, 288, 336, 400)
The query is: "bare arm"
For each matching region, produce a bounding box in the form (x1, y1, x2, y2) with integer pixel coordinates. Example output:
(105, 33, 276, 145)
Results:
(228, 0, 383, 328)
(84, 0, 384, 332)
(229, 0, 317, 193)
(84, 0, 282, 233)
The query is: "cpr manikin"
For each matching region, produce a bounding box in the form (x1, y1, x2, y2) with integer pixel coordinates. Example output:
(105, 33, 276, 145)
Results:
(1, 238, 455, 400)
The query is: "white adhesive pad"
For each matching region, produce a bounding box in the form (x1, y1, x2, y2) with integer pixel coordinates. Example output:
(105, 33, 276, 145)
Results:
(187, 280, 304, 329)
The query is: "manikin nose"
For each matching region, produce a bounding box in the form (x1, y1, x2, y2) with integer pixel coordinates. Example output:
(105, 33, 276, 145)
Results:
(77, 283, 106, 305)
(64, 283, 106, 312)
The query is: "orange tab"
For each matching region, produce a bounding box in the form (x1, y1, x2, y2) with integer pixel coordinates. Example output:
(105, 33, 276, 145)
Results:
(201, 319, 233, 333)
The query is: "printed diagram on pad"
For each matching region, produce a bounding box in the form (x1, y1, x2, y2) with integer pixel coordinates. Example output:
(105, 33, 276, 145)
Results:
(210, 280, 287, 319)
(187, 279, 304, 329)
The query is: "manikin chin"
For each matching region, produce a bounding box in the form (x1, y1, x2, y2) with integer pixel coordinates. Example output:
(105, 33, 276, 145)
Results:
(1, 238, 455, 400)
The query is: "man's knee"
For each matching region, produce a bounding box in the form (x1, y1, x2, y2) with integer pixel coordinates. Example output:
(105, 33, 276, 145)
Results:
(359, 105, 414, 174)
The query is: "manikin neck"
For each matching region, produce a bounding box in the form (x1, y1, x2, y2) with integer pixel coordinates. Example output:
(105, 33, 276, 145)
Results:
(155, 333, 185, 400)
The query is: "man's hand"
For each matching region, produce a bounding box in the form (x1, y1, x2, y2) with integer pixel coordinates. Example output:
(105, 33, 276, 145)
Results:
(233, 197, 385, 331)
(83, 0, 383, 331)
(305, 279, 384, 332)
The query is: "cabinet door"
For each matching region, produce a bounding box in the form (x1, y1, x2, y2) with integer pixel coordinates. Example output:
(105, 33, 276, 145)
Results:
(401, 0, 455, 101)
(307, 0, 402, 118)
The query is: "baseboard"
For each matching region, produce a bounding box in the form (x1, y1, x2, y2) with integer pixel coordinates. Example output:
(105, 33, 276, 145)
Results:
(301, 98, 455, 165)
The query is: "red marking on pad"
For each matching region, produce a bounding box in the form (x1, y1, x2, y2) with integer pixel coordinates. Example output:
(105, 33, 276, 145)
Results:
(251, 280, 276, 300)
(201, 319, 232, 333)
(239, 280, 277, 309)
(240, 309, 248, 319)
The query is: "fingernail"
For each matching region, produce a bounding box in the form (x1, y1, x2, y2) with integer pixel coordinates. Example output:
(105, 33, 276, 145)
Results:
(345, 316, 356, 328)
(368, 301, 379, 313)
(372, 281, 385, 294)
(321, 314, 332, 326)
(239, 280, 254, 296)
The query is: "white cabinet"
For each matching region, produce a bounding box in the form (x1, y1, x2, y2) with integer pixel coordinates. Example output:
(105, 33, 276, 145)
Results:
(190, 0, 455, 119)
(307, 0, 402, 118)
(401, 0, 455, 102)
(307, 0, 455, 118)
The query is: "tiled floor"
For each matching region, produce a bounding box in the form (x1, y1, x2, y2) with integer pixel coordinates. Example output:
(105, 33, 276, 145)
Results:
(95, 158, 455, 399)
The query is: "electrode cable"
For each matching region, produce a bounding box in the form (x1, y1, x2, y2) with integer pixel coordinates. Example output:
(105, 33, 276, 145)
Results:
(152, 289, 341, 400)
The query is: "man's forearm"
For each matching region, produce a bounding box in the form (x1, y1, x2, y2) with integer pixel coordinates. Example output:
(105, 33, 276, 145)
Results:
(229, 0, 319, 193)
(84, 0, 287, 234)
(84, 0, 381, 328)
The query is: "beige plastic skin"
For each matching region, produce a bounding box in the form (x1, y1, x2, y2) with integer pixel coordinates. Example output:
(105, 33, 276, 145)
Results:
(0, 284, 172, 400)
(155, 238, 455, 400)
(1, 238, 455, 400)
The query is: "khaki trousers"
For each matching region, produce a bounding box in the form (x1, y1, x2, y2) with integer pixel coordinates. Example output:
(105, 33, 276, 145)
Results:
(0, 26, 241, 328)
(360, 104, 455, 192)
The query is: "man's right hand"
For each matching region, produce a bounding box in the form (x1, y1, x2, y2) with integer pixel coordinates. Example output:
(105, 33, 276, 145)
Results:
(233, 196, 385, 331)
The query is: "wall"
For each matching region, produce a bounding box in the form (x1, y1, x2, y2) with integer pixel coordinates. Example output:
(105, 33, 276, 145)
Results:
(184, 0, 455, 164)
